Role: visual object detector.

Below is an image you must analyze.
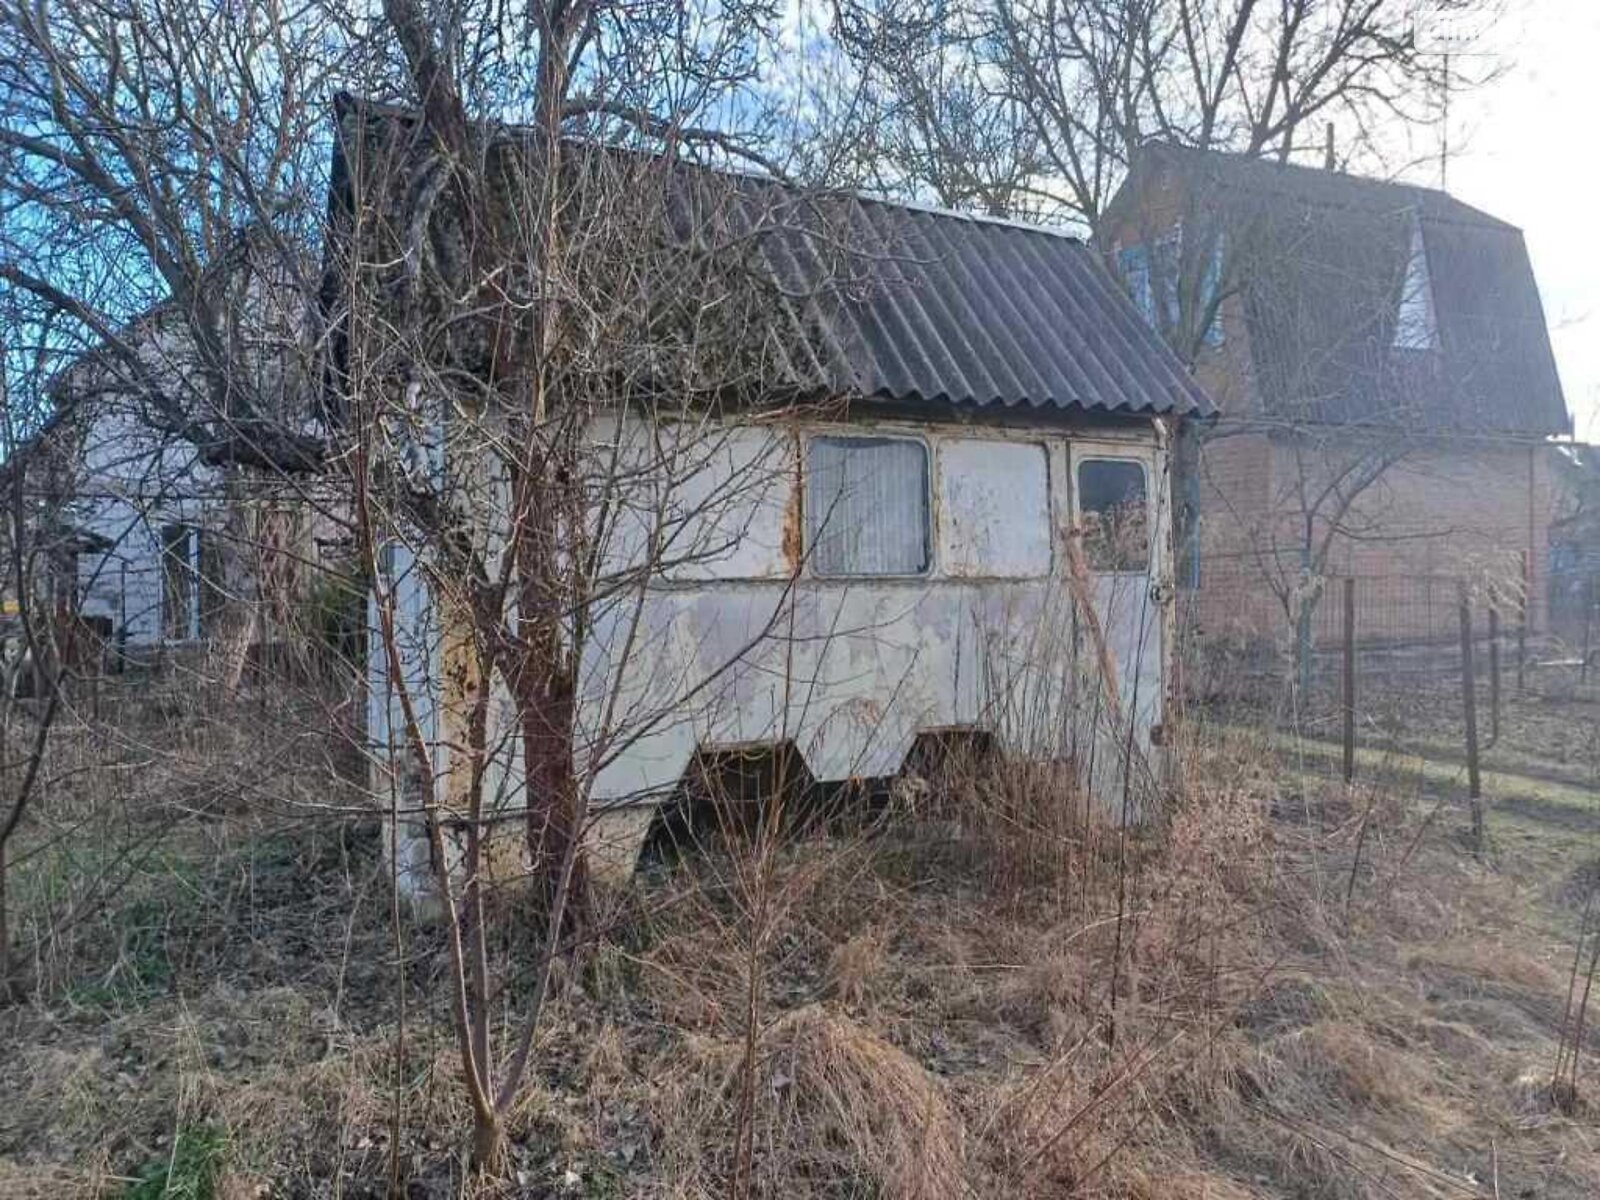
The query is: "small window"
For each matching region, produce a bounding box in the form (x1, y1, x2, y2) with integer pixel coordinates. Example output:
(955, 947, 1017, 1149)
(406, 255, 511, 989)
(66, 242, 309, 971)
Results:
(197, 529, 226, 636)
(806, 436, 929, 576)
(1118, 244, 1155, 327)
(1119, 228, 1223, 346)
(1393, 216, 1438, 351)
(1077, 460, 1149, 572)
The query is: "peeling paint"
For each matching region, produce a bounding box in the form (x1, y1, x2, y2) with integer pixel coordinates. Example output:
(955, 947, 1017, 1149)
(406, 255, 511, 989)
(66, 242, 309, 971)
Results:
(371, 415, 1173, 879)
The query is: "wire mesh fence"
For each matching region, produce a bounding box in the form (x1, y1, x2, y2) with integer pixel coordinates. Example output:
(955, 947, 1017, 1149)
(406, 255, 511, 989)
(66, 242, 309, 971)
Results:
(1181, 561, 1600, 809)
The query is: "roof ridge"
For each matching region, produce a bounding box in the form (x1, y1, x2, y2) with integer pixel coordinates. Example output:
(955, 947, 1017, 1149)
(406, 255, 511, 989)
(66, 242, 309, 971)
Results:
(333, 93, 1082, 244)
(842, 192, 1082, 242)
(1140, 141, 1518, 233)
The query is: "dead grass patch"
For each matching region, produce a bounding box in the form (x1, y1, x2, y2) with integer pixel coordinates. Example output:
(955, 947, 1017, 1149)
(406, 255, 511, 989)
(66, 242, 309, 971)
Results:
(760, 1003, 967, 1198)
(10, 702, 1600, 1197)
(1265, 1019, 1435, 1114)
(823, 927, 886, 1008)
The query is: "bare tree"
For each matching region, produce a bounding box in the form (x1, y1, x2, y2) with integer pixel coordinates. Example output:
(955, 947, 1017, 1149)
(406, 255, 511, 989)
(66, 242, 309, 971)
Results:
(0, 0, 349, 470)
(835, 0, 1481, 231)
(0, 0, 869, 1168)
(317, 0, 885, 1169)
(0, 334, 67, 997)
(1201, 421, 1410, 690)
(0, 319, 176, 997)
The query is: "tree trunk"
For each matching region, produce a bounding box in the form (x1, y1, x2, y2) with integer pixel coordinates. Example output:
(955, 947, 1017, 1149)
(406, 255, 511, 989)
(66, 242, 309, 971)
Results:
(1295, 596, 1315, 699)
(512, 446, 589, 926)
(0, 837, 11, 1000)
(471, 1109, 507, 1174)
(525, 671, 585, 896)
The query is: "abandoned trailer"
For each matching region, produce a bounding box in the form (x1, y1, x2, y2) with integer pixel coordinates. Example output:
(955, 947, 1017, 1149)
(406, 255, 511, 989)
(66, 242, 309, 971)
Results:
(326, 99, 1215, 888)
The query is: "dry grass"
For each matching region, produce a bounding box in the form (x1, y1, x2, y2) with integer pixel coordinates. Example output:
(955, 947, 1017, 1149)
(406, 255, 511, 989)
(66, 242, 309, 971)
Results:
(6, 705, 1600, 1197)
(759, 1004, 965, 1199)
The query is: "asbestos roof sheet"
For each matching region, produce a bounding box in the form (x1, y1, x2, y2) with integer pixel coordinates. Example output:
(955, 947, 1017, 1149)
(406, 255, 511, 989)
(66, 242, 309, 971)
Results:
(766, 194, 1214, 416)
(325, 96, 1214, 421)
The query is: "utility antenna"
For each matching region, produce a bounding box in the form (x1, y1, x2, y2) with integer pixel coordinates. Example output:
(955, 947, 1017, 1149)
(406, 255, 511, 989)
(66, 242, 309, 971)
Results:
(1441, 48, 1450, 190)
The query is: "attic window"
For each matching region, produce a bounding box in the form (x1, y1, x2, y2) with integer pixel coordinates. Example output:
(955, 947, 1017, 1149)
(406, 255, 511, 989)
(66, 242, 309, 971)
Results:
(1117, 227, 1224, 347)
(1119, 243, 1158, 327)
(1393, 217, 1439, 351)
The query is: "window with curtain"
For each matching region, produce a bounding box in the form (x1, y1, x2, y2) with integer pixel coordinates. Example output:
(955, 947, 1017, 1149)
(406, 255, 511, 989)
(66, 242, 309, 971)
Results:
(1118, 227, 1224, 346)
(806, 436, 930, 576)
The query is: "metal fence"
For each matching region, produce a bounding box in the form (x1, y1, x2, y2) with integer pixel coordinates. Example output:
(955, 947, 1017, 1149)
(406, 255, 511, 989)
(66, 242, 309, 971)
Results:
(1180, 562, 1600, 803)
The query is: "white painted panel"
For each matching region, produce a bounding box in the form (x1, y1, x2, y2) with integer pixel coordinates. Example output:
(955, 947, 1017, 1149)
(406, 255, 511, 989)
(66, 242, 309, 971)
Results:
(576, 573, 1080, 803)
(589, 417, 795, 583)
(938, 438, 1051, 578)
(662, 425, 795, 581)
(395, 417, 1172, 854)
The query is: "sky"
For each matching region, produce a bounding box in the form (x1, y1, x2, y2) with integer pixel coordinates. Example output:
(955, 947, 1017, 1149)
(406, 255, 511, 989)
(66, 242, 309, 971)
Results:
(1438, 0, 1600, 440)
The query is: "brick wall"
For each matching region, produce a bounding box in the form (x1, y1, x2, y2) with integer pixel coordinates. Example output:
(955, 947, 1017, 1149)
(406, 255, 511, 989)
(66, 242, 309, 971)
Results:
(1189, 428, 1551, 646)
(1103, 162, 1558, 651)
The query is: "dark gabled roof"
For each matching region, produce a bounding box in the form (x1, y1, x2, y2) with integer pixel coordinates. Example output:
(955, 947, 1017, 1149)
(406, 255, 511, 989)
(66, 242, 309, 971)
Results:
(325, 96, 1213, 420)
(1117, 143, 1567, 436)
(41, 228, 326, 473)
(761, 195, 1214, 417)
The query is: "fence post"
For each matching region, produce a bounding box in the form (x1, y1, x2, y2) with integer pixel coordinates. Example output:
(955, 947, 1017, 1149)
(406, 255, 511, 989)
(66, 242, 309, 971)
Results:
(1518, 548, 1529, 693)
(1584, 574, 1595, 686)
(1342, 577, 1356, 783)
(1458, 583, 1483, 854)
(1488, 586, 1500, 746)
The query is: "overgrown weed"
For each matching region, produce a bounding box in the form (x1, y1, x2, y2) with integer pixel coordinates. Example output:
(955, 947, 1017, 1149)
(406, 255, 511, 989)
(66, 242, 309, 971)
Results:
(5, 711, 1600, 1196)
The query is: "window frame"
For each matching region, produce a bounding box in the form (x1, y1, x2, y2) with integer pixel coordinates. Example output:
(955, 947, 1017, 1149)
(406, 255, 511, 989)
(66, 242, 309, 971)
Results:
(160, 522, 198, 641)
(1117, 224, 1225, 347)
(803, 432, 934, 580)
(1074, 455, 1153, 575)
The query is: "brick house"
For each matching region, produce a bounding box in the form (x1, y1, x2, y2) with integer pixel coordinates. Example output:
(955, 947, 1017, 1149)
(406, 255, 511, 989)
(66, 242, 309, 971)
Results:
(1103, 144, 1570, 652)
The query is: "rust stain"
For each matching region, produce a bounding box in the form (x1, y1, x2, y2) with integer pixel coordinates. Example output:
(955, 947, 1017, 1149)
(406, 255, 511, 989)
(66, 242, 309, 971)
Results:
(854, 696, 885, 727)
(780, 458, 803, 572)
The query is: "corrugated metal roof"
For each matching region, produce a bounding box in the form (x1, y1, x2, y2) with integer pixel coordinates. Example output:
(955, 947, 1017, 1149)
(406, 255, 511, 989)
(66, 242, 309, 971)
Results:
(325, 96, 1214, 421)
(796, 196, 1212, 415)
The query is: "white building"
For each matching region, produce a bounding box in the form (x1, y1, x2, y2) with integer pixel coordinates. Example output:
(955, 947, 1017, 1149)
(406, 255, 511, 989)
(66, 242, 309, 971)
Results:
(9, 239, 327, 663)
